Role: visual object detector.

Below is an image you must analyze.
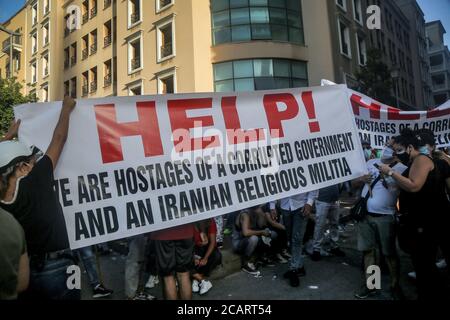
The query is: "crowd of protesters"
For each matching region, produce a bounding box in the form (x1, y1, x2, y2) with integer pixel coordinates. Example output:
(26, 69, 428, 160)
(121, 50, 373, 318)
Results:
(0, 97, 449, 301)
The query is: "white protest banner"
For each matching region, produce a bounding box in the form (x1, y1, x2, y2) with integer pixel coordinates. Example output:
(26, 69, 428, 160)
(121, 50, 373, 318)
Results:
(321, 80, 450, 149)
(15, 85, 367, 249)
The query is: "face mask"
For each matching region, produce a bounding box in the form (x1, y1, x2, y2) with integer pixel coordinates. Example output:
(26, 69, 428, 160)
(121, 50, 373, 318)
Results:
(419, 146, 430, 155)
(381, 147, 394, 161)
(395, 151, 410, 166)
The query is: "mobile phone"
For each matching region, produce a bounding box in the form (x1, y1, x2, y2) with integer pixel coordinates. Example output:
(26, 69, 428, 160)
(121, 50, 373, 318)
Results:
(373, 163, 380, 169)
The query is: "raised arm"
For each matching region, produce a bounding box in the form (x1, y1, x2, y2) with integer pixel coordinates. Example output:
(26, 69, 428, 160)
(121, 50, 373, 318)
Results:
(45, 96, 76, 169)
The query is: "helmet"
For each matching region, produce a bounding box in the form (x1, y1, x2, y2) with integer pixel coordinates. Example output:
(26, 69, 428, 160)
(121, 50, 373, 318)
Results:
(0, 141, 33, 173)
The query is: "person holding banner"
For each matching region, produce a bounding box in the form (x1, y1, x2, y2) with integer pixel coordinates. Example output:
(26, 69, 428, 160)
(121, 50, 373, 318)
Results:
(0, 96, 79, 300)
(379, 129, 450, 300)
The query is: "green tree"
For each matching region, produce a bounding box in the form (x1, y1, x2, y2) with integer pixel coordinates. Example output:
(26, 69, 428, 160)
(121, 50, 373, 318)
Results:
(355, 48, 393, 105)
(0, 77, 36, 135)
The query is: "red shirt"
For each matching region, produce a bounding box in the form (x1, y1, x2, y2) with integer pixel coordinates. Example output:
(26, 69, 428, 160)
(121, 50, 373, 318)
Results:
(150, 223, 194, 241)
(194, 219, 217, 247)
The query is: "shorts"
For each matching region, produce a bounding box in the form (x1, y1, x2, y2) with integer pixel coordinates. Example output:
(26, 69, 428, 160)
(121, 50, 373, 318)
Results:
(357, 214, 396, 256)
(154, 239, 194, 276)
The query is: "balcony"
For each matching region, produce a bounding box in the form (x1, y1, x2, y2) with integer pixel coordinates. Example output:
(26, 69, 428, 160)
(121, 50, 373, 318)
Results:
(104, 34, 112, 48)
(91, 7, 97, 18)
(130, 12, 140, 25)
(131, 57, 141, 70)
(82, 48, 88, 60)
(90, 81, 97, 93)
(431, 64, 445, 72)
(104, 74, 112, 87)
(71, 56, 77, 67)
(104, 0, 112, 8)
(82, 13, 89, 25)
(82, 85, 89, 96)
(90, 43, 97, 55)
(428, 44, 446, 54)
(433, 82, 448, 91)
(160, 42, 173, 58)
(2, 36, 22, 54)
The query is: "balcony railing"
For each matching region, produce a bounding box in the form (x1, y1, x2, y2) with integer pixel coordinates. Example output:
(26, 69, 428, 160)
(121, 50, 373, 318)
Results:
(131, 12, 140, 24)
(82, 48, 88, 60)
(160, 42, 173, 58)
(90, 43, 97, 55)
(433, 83, 447, 90)
(431, 64, 445, 72)
(104, 0, 112, 8)
(91, 7, 97, 18)
(90, 81, 97, 93)
(104, 74, 112, 87)
(2, 36, 22, 51)
(82, 85, 89, 96)
(131, 57, 141, 70)
(104, 34, 112, 47)
(82, 13, 89, 25)
(71, 56, 77, 66)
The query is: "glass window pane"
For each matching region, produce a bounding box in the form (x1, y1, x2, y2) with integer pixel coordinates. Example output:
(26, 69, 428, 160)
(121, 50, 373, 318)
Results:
(286, 0, 299, 11)
(215, 80, 234, 92)
(274, 77, 290, 89)
(233, 60, 253, 78)
(250, 8, 269, 23)
(292, 61, 307, 79)
(230, 0, 248, 8)
(214, 28, 231, 45)
(269, 0, 286, 8)
(214, 62, 233, 81)
(292, 79, 308, 88)
(269, 8, 286, 25)
(288, 12, 301, 28)
(274, 59, 290, 77)
(234, 78, 255, 91)
(212, 0, 230, 12)
(271, 24, 288, 41)
(255, 77, 276, 90)
(231, 8, 250, 25)
(289, 27, 304, 44)
(249, 0, 268, 6)
(232, 25, 251, 41)
(251, 24, 271, 39)
(253, 59, 273, 77)
(213, 11, 230, 28)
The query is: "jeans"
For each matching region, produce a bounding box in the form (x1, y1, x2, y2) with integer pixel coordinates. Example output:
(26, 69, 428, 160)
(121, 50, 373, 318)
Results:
(282, 208, 307, 270)
(22, 256, 80, 300)
(125, 235, 147, 298)
(76, 246, 100, 288)
(313, 200, 340, 251)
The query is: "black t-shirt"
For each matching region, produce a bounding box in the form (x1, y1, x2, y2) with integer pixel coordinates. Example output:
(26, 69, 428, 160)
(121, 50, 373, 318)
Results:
(0, 156, 69, 255)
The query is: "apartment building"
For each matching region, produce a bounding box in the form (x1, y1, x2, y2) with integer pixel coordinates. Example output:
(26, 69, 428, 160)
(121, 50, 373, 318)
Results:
(426, 21, 450, 106)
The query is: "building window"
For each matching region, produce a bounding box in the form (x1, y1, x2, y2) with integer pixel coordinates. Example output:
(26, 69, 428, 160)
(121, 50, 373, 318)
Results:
(31, 32, 38, 55)
(157, 0, 174, 13)
(213, 58, 308, 92)
(70, 77, 77, 98)
(82, 35, 89, 60)
(356, 34, 366, 66)
(43, 53, 49, 77)
(71, 43, 77, 66)
(157, 69, 176, 94)
(104, 0, 112, 9)
(338, 20, 351, 58)
(42, 84, 49, 102)
(156, 19, 175, 62)
(30, 89, 37, 100)
(128, 0, 142, 28)
(32, 2, 38, 26)
(104, 20, 112, 47)
(91, 0, 98, 18)
(82, 1, 89, 25)
(211, 0, 304, 46)
(128, 82, 143, 95)
(82, 71, 89, 96)
(90, 30, 97, 55)
(352, 0, 362, 24)
(43, 22, 49, 46)
(64, 80, 70, 96)
(31, 61, 37, 83)
(104, 60, 112, 87)
(336, 0, 347, 11)
(90, 67, 97, 93)
(128, 34, 143, 73)
(43, 0, 50, 15)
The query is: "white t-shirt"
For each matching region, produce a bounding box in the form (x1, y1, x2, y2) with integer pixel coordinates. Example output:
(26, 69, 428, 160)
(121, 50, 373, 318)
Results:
(361, 159, 407, 215)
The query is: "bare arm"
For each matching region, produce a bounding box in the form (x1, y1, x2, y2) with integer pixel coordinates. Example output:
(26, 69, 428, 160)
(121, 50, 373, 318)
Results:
(264, 212, 285, 231)
(16, 253, 29, 293)
(46, 96, 76, 169)
(241, 214, 267, 237)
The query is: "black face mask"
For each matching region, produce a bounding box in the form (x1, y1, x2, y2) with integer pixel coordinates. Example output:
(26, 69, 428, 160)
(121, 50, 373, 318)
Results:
(396, 152, 410, 166)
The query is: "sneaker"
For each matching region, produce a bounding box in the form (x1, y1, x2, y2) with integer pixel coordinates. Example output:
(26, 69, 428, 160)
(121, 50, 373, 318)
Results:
(390, 285, 405, 300)
(436, 259, 447, 269)
(241, 262, 260, 276)
(407, 271, 417, 280)
(145, 275, 159, 289)
(133, 292, 157, 300)
(329, 247, 346, 257)
(92, 284, 113, 298)
(199, 280, 213, 295)
(275, 253, 288, 264)
(192, 279, 200, 293)
(311, 250, 322, 261)
(354, 286, 378, 299)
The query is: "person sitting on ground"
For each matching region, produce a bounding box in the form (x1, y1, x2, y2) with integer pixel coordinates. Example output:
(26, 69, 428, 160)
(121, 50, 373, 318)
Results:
(232, 206, 273, 275)
(260, 204, 289, 264)
(192, 219, 222, 295)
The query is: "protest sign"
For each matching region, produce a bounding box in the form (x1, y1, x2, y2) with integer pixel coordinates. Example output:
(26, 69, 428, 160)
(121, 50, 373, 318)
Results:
(15, 85, 367, 249)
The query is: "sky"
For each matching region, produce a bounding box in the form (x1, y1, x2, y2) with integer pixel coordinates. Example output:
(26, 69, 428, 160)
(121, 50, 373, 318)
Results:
(0, 0, 449, 44)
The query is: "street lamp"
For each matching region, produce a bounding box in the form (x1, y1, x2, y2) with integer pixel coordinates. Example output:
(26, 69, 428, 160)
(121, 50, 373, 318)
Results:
(390, 67, 400, 109)
(0, 24, 22, 77)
